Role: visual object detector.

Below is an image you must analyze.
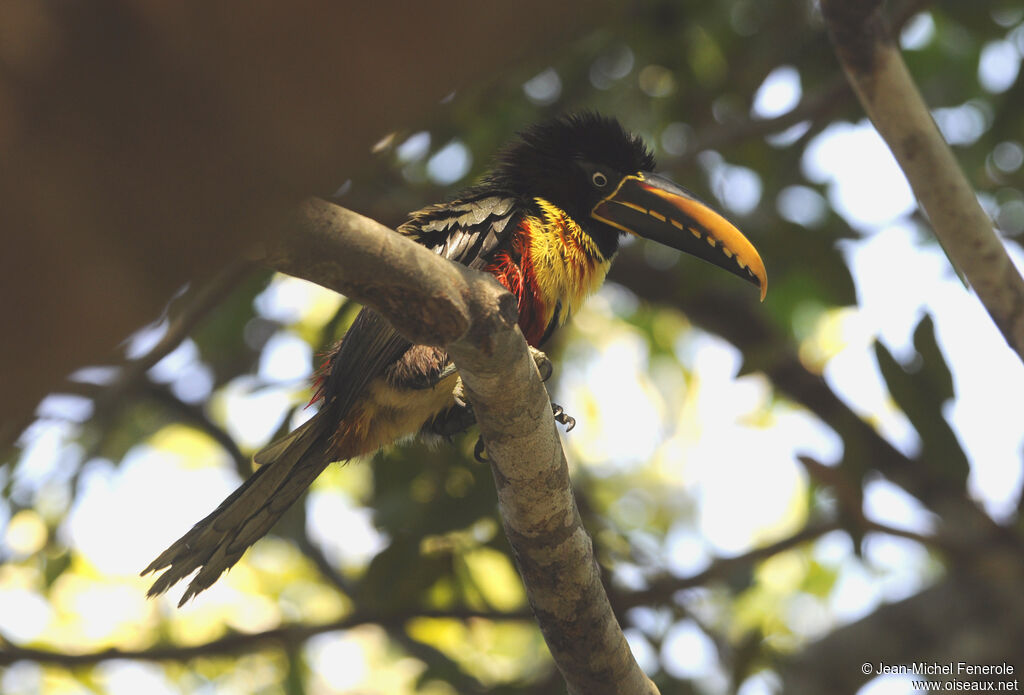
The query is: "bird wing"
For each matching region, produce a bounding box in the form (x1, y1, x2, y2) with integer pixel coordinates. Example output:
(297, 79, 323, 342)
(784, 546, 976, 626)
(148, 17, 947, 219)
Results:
(307, 195, 520, 417)
(405, 194, 517, 269)
(311, 307, 411, 420)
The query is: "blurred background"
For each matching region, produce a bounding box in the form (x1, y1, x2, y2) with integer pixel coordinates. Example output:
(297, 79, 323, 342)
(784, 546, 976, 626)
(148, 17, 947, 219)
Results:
(3, 0, 1024, 693)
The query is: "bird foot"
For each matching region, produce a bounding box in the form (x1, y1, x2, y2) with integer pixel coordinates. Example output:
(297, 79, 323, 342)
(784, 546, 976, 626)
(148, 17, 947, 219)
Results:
(408, 361, 459, 390)
(450, 348, 550, 409)
(473, 436, 488, 463)
(552, 403, 576, 432)
(448, 352, 569, 461)
(473, 401, 574, 463)
(428, 403, 477, 438)
(452, 376, 470, 409)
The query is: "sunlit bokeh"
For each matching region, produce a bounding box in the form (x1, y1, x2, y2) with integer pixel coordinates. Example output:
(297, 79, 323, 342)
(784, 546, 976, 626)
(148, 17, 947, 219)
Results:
(4, 5, 1024, 694)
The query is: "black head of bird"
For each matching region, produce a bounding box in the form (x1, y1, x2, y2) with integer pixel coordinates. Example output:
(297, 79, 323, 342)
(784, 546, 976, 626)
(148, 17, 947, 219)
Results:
(484, 112, 767, 299)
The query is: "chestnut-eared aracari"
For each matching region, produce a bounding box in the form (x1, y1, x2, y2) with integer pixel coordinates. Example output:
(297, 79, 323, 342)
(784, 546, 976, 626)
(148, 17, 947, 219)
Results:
(144, 113, 767, 603)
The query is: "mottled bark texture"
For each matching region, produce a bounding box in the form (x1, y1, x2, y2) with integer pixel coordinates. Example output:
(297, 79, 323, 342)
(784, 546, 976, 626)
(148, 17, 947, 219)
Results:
(263, 198, 659, 695)
(821, 0, 1024, 363)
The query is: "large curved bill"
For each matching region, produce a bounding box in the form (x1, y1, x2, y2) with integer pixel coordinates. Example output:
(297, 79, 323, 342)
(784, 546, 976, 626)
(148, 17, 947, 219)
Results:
(592, 173, 767, 300)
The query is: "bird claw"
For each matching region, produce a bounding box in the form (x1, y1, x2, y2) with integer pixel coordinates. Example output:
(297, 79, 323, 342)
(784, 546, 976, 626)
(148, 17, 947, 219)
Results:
(454, 358, 570, 460)
(527, 349, 573, 430)
(427, 402, 476, 438)
(452, 376, 470, 409)
(529, 346, 554, 382)
(473, 436, 489, 463)
(552, 403, 576, 432)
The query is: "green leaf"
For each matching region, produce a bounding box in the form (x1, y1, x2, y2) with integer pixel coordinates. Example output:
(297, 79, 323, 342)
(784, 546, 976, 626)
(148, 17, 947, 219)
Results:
(912, 314, 955, 402)
(873, 316, 969, 489)
(356, 536, 452, 612)
(43, 548, 72, 588)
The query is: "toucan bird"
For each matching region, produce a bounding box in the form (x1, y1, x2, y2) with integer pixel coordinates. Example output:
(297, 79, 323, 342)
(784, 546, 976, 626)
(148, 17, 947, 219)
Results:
(144, 112, 767, 603)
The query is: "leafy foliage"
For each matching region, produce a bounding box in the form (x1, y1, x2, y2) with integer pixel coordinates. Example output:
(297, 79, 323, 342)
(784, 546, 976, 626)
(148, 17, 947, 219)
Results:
(3, 1, 1024, 693)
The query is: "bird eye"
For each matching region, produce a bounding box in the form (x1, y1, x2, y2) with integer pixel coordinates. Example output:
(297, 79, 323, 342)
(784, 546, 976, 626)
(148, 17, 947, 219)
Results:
(592, 172, 608, 188)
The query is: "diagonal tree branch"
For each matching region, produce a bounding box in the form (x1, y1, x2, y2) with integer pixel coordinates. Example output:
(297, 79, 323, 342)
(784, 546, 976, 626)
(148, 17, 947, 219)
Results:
(1, 262, 253, 453)
(140, 381, 251, 478)
(778, 568, 1024, 693)
(613, 515, 936, 614)
(261, 198, 658, 695)
(665, 76, 852, 168)
(821, 0, 1024, 364)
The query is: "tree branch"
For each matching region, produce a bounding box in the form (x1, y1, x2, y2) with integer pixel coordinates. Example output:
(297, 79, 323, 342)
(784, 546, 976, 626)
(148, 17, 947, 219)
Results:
(779, 568, 1024, 693)
(140, 380, 251, 478)
(0, 608, 531, 668)
(1, 261, 253, 452)
(291, 521, 493, 693)
(821, 0, 1024, 363)
(260, 198, 658, 695)
(614, 514, 936, 613)
(616, 520, 842, 612)
(665, 76, 852, 167)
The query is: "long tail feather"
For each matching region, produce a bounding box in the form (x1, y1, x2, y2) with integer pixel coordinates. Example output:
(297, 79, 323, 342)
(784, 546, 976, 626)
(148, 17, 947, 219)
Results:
(142, 413, 335, 605)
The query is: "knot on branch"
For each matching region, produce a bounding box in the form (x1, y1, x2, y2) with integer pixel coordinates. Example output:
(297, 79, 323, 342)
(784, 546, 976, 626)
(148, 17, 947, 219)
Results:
(369, 283, 470, 346)
(457, 275, 521, 357)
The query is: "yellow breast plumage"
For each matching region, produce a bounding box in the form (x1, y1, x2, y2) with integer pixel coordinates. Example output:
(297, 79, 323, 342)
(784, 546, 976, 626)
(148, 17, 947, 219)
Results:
(524, 198, 612, 331)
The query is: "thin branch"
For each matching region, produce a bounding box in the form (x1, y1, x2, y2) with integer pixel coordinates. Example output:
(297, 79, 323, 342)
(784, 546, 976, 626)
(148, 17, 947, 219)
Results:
(821, 0, 1024, 363)
(1, 261, 254, 455)
(262, 199, 659, 695)
(779, 570, 1024, 693)
(798, 455, 942, 549)
(616, 520, 841, 611)
(140, 381, 251, 479)
(608, 253, 1004, 550)
(292, 520, 491, 693)
(286, 489, 497, 690)
(615, 514, 938, 614)
(63, 378, 252, 481)
(388, 630, 493, 694)
(860, 518, 935, 547)
(666, 76, 851, 167)
(0, 608, 532, 668)
(125, 261, 256, 379)
(664, 0, 930, 168)
(294, 520, 356, 598)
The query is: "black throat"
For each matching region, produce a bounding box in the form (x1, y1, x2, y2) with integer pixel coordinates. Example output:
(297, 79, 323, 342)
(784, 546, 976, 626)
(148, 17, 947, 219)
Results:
(582, 218, 621, 261)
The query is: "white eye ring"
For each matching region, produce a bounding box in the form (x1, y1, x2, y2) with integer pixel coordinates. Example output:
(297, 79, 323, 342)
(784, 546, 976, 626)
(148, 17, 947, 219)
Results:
(592, 172, 608, 188)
